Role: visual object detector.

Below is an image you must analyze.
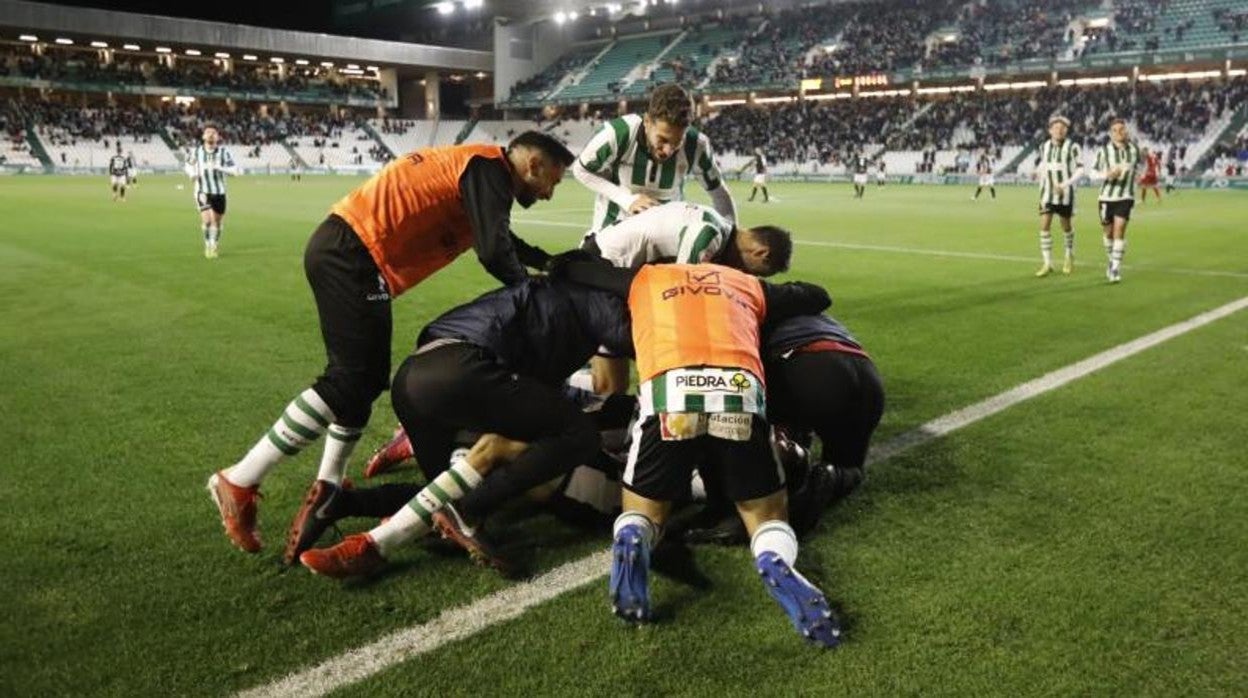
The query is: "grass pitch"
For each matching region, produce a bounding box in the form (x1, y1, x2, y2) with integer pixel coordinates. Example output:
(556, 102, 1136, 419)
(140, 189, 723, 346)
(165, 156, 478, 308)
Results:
(1, 174, 1245, 696)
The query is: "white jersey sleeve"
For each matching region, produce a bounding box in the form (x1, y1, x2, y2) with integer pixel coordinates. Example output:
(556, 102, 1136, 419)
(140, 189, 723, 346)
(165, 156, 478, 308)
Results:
(593, 202, 731, 268)
(574, 117, 639, 212)
(687, 130, 736, 224)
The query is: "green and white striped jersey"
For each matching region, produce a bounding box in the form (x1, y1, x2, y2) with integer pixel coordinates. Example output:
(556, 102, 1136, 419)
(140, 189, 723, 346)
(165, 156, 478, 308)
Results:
(188, 144, 237, 196)
(1095, 141, 1141, 202)
(638, 367, 766, 417)
(1035, 138, 1082, 207)
(574, 114, 733, 232)
(592, 201, 734, 269)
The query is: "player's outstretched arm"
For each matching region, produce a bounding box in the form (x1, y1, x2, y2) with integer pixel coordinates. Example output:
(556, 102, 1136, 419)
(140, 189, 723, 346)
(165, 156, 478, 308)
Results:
(460, 158, 533, 284)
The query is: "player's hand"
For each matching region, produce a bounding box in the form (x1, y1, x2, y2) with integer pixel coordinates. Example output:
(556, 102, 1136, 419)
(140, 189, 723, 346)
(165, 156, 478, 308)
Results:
(546, 249, 607, 279)
(1108, 166, 1124, 179)
(628, 195, 660, 214)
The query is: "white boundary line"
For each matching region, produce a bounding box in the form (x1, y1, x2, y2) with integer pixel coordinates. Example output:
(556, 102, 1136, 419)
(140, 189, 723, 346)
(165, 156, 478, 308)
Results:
(239, 294, 1248, 698)
(511, 218, 1248, 280)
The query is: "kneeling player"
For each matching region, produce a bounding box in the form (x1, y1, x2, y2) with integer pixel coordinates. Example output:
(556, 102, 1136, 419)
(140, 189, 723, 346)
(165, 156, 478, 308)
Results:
(561, 259, 839, 646)
(685, 313, 884, 544)
(296, 274, 633, 577)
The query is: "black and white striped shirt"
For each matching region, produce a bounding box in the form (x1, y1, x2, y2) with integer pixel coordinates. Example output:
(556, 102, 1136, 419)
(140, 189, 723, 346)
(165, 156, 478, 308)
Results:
(1095, 141, 1141, 202)
(1035, 139, 1082, 207)
(191, 145, 236, 196)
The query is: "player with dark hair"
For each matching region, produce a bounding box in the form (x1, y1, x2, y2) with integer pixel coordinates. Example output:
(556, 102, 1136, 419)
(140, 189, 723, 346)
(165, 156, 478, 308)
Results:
(852, 152, 870, 199)
(973, 153, 996, 200)
(207, 132, 575, 556)
(296, 271, 633, 576)
(739, 148, 770, 203)
(107, 143, 128, 202)
(555, 259, 840, 646)
(1094, 119, 1142, 284)
(574, 83, 736, 232)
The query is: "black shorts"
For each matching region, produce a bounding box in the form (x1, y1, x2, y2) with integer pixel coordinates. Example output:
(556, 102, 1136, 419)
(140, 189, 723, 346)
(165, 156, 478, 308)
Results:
(1098, 199, 1134, 225)
(623, 414, 783, 502)
(765, 349, 885, 472)
(304, 214, 392, 427)
(1039, 202, 1073, 218)
(196, 192, 227, 215)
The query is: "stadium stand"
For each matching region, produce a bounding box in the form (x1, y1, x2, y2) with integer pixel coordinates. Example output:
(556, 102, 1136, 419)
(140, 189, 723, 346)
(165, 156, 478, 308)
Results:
(928, 0, 1099, 69)
(558, 33, 674, 101)
(0, 42, 388, 105)
(1082, 0, 1246, 56)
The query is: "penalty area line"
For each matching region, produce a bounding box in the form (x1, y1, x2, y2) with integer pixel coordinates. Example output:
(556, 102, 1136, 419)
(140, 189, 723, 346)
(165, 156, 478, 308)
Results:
(237, 294, 1248, 698)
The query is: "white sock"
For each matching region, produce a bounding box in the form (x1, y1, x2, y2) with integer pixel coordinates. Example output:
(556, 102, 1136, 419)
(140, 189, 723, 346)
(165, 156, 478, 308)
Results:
(613, 511, 657, 550)
(368, 458, 484, 556)
(1039, 230, 1053, 266)
(202, 224, 211, 245)
(225, 388, 334, 487)
(1110, 238, 1126, 272)
(1102, 234, 1113, 258)
(751, 520, 798, 566)
(212, 224, 222, 246)
(316, 424, 362, 484)
(568, 367, 595, 393)
(1063, 230, 1075, 257)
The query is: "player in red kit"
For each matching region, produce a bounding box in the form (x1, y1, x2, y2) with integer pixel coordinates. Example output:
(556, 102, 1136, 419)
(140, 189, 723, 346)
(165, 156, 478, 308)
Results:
(1138, 149, 1162, 203)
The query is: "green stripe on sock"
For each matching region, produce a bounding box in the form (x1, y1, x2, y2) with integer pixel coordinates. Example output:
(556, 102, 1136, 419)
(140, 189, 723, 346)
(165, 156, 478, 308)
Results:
(426, 481, 451, 506)
(328, 427, 362, 442)
(294, 395, 331, 428)
(266, 428, 300, 456)
(446, 466, 472, 493)
(281, 413, 320, 442)
(407, 502, 434, 527)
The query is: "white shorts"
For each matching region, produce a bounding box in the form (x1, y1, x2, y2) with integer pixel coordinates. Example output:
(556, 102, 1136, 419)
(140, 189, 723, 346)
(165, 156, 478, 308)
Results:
(979, 175, 995, 186)
(875, 172, 886, 181)
(110, 175, 127, 187)
(853, 173, 868, 185)
(752, 174, 767, 186)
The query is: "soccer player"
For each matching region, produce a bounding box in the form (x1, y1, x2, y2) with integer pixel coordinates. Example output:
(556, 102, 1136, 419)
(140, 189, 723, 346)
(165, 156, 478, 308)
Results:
(851, 153, 870, 198)
(685, 313, 884, 544)
(107, 145, 128, 202)
(206, 132, 573, 555)
(875, 159, 887, 187)
(739, 148, 770, 203)
(1033, 115, 1083, 277)
(184, 125, 239, 259)
(296, 272, 633, 576)
(573, 83, 736, 232)
(360, 200, 794, 469)
(572, 261, 839, 646)
(1094, 119, 1141, 284)
(1138, 148, 1162, 203)
(125, 150, 137, 187)
(973, 153, 996, 200)
(581, 200, 792, 394)
(1164, 157, 1178, 193)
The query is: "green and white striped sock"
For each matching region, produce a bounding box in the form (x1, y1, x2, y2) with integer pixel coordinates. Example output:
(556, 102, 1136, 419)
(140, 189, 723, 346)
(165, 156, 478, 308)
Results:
(316, 424, 362, 484)
(369, 457, 484, 556)
(225, 388, 334, 487)
(1039, 230, 1053, 266)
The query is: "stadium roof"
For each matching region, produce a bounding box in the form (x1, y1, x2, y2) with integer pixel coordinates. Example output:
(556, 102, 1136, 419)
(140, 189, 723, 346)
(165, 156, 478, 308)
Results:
(0, 0, 491, 72)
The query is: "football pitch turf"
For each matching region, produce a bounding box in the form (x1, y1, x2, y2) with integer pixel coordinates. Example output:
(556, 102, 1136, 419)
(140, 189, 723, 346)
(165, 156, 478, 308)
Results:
(1, 174, 1246, 696)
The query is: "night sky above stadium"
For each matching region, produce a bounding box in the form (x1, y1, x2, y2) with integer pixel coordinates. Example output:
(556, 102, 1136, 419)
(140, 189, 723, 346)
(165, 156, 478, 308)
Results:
(38, 0, 336, 33)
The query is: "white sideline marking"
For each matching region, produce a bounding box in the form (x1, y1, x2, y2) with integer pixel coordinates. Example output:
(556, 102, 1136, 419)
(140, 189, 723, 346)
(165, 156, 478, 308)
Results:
(510, 219, 1248, 279)
(239, 295, 1248, 698)
(794, 240, 1248, 280)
